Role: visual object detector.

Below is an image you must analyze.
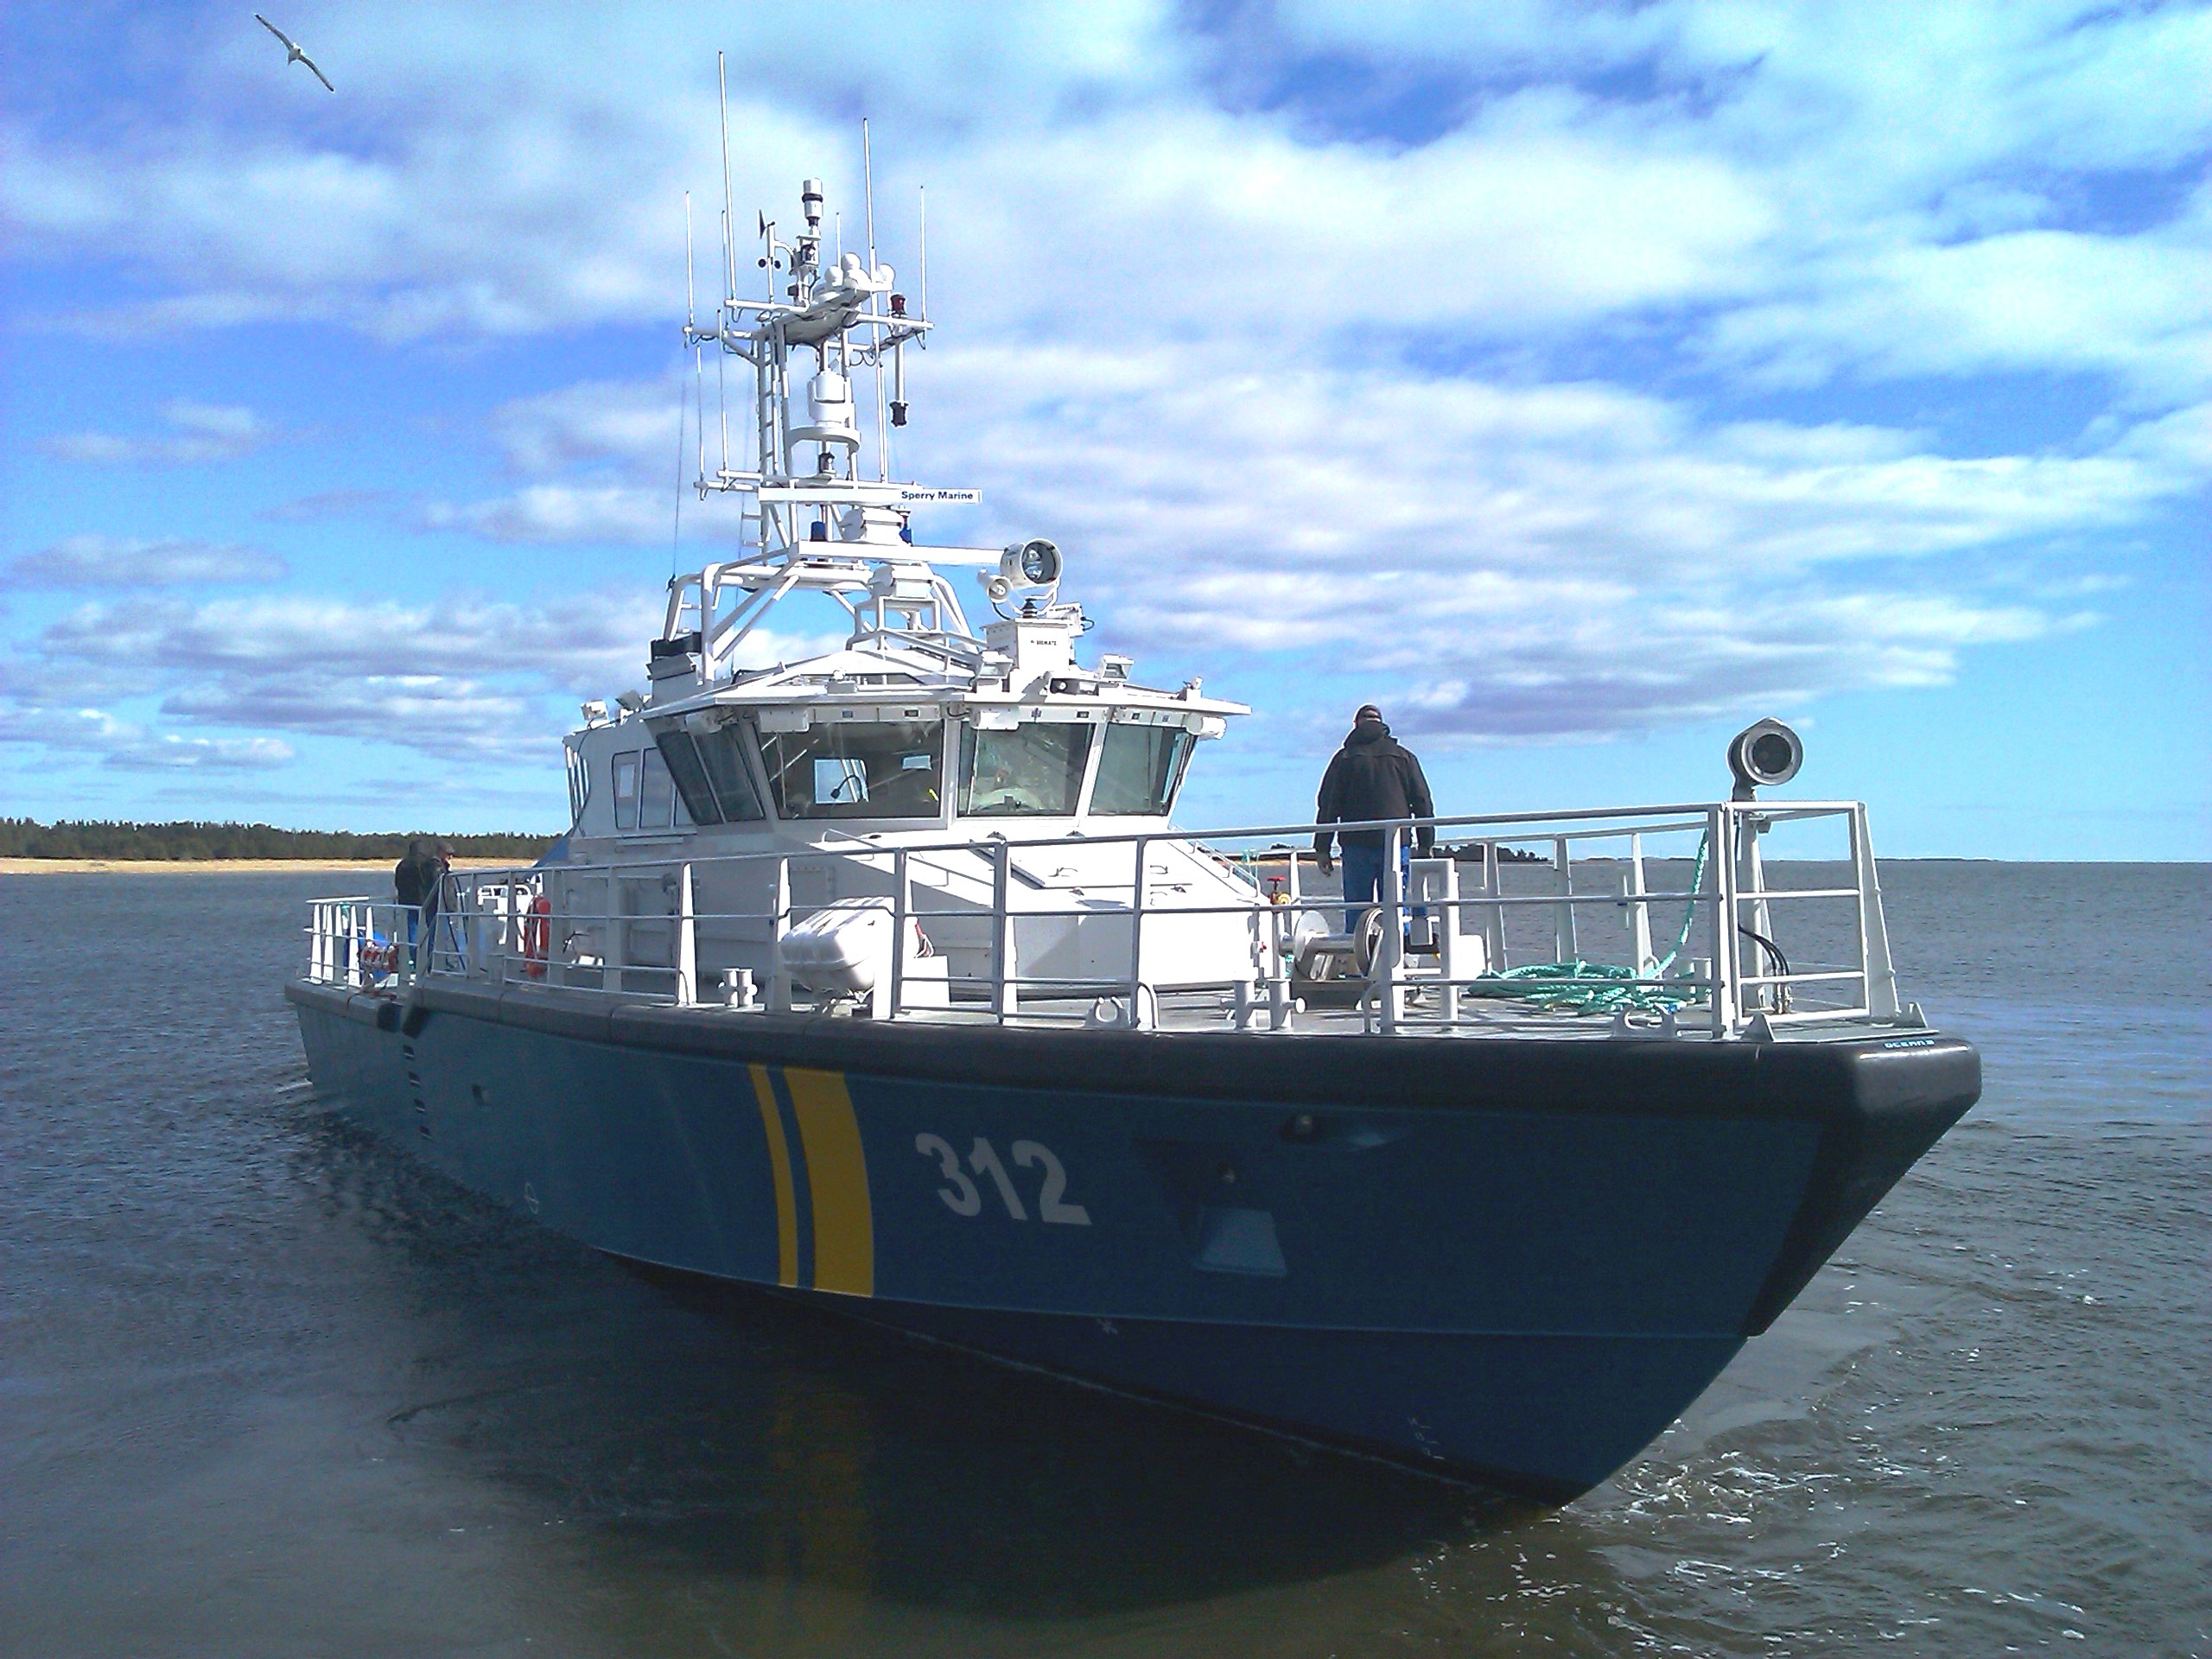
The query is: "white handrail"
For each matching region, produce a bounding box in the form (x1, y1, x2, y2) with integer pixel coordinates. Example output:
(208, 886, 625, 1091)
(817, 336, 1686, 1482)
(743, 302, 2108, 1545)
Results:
(299, 798, 1905, 1040)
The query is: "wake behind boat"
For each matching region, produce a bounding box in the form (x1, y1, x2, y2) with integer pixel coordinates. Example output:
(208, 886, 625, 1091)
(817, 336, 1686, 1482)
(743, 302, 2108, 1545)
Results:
(288, 134, 1978, 1501)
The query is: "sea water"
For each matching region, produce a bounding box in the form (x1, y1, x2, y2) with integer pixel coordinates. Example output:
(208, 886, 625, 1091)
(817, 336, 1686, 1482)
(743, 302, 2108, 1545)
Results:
(1, 864, 2204, 1656)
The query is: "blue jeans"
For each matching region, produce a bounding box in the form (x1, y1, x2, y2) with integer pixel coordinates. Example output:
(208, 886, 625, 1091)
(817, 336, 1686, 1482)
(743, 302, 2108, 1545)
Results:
(1338, 842, 1427, 935)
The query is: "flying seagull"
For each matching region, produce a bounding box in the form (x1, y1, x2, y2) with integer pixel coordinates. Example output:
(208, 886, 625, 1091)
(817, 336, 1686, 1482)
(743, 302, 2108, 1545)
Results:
(256, 14, 334, 92)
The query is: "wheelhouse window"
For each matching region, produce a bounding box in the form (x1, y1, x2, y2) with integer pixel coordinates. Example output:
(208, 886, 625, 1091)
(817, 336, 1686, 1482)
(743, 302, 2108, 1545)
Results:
(639, 746, 676, 830)
(957, 720, 1092, 817)
(652, 721, 766, 825)
(1090, 722, 1194, 816)
(611, 751, 641, 830)
(564, 745, 592, 824)
(759, 718, 944, 819)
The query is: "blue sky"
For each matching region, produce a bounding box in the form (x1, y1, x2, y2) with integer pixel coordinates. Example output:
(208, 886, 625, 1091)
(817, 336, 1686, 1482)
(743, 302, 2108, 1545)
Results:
(3, 1, 2206, 856)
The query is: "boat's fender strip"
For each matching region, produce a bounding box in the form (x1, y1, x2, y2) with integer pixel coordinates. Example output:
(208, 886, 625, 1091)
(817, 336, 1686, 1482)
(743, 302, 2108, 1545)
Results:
(339, 977, 1979, 1136)
(396, 978, 1786, 1115)
(287, 981, 404, 1031)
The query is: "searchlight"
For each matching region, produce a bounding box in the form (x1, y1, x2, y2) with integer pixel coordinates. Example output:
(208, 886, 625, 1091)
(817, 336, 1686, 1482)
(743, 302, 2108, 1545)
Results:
(1728, 718, 1802, 800)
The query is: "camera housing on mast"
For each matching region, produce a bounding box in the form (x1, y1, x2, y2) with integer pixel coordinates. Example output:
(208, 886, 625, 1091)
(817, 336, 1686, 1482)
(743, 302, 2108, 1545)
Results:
(982, 537, 1063, 603)
(1727, 718, 1803, 800)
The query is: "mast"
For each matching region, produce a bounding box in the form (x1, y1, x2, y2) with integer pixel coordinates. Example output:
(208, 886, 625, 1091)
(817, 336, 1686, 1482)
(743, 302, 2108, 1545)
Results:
(639, 115, 1221, 720)
(668, 138, 982, 681)
(864, 119, 888, 480)
(688, 176, 945, 505)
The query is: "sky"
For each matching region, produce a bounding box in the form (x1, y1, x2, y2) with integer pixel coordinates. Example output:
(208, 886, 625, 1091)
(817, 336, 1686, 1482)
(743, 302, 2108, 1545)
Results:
(3, 1, 2206, 857)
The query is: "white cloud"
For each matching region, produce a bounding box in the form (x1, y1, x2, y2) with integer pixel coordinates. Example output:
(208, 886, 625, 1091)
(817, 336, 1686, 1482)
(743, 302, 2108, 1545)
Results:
(1254, 4, 2212, 398)
(925, 340, 2186, 562)
(1378, 588, 2069, 741)
(422, 485, 676, 544)
(5, 591, 639, 766)
(899, 96, 1777, 354)
(0, 706, 294, 770)
(408, 350, 2198, 739)
(40, 400, 282, 465)
(8, 0, 2201, 402)
(490, 378, 683, 475)
(1, 3, 2203, 781)
(68, 590, 656, 755)
(107, 731, 297, 770)
(1700, 207, 2212, 397)
(3, 535, 289, 587)
(1274, 2, 2212, 187)
(7, 585, 838, 772)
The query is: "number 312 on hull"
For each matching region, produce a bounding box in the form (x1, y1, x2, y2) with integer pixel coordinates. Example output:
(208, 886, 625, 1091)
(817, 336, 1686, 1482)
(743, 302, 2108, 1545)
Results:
(915, 1135, 1091, 1226)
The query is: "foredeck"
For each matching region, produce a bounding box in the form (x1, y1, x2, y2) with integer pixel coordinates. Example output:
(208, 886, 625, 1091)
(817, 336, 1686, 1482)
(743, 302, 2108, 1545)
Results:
(301, 799, 1928, 1046)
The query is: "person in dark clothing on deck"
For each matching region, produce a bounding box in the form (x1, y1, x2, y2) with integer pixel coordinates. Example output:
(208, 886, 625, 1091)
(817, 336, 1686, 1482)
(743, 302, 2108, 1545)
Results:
(392, 838, 451, 969)
(1313, 704, 1436, 934)
(393, 839, 428, 912)
(394, 837, 431, 964)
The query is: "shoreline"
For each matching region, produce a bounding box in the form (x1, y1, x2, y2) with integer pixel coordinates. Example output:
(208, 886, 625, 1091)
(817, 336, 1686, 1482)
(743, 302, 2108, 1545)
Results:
(0, 857, 526, 875)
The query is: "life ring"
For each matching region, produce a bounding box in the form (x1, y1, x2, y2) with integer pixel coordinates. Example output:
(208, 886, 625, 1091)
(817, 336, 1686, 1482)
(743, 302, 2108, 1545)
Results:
(521, 894, 550, 979)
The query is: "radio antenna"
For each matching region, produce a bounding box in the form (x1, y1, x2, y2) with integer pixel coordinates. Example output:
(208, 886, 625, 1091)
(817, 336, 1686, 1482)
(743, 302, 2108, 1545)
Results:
(862, 120, 879, 271)
(717, 209, 730, 478)
(918, 184, 928, 347)
(683, 190, 696, 329)
(716, 52, 737, 308)
(864, 119, 887, 480)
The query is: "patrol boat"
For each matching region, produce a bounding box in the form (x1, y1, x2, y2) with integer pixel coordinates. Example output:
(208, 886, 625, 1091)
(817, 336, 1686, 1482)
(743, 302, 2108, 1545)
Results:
(287, 160, 1980, 1502)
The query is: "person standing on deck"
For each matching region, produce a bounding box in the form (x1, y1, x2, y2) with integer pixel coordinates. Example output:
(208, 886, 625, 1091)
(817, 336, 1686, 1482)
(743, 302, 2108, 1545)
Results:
(394, 838, 433, 967)
(392, 838, 453, 969)
(1313, 704, 1436, 934)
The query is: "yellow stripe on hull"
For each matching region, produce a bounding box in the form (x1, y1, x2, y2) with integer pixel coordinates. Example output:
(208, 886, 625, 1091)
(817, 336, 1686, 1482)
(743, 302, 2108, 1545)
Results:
(785, 1067, 874, 1298)
(748, 1063, 800, 1287)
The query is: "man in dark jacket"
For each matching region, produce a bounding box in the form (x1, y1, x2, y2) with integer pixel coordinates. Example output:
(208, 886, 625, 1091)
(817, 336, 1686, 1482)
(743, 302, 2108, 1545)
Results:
(393, 838, 451, 969)
(394, 837, 430, 965)
(393, 839, 426, 911)
(1314, 704, 1436, 933)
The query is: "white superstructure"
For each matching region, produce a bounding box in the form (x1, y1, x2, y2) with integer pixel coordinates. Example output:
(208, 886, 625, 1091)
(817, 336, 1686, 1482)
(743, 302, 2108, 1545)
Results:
(551, 161, 1257, 1005)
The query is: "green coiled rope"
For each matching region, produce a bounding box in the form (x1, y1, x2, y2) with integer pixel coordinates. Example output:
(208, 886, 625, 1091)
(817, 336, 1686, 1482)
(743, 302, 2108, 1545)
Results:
(1460, 832, 1710, 1015)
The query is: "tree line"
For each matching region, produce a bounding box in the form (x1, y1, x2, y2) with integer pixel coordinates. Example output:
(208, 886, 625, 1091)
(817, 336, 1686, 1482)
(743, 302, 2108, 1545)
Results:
(0, 819, 554, 861)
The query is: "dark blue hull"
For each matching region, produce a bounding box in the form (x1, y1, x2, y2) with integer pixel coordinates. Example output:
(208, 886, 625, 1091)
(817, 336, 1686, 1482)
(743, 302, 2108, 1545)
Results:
(842, 1304, 1739, 1499)
(288, 980, 1977, 1499)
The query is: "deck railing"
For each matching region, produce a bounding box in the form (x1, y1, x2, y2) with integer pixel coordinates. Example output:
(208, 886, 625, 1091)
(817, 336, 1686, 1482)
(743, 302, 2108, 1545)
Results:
(301, 799, 1910, 1040)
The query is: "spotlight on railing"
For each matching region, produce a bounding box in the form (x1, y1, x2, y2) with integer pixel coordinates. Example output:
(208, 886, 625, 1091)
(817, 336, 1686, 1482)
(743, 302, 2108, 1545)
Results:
(1727, 718, 1802, 800)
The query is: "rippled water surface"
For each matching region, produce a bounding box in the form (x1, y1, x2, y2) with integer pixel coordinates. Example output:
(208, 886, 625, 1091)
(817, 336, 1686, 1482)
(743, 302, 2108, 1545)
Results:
(3, 864, 2206, 1656)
